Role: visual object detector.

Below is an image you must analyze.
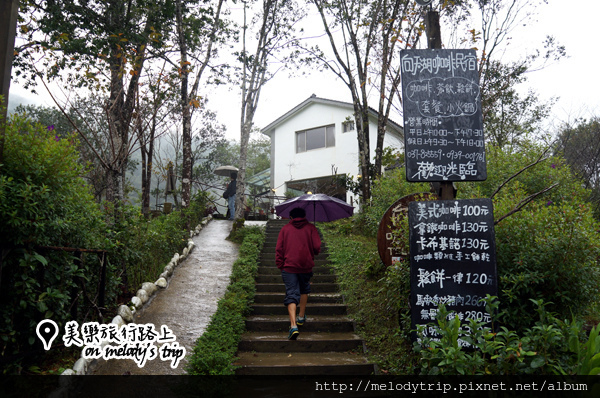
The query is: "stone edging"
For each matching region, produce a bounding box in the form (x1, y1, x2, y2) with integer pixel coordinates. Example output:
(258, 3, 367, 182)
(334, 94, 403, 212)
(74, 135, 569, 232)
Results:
(59, 215, 213, 376)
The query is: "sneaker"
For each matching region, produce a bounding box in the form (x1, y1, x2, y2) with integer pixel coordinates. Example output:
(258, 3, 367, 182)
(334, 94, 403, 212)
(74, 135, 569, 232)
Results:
(296, 315, 306, 326)
(288, 327, 299, 340)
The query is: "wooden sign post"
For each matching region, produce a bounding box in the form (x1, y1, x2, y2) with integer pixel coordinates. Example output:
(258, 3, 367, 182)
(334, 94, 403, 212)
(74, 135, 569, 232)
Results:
(393, 2, 497, 346)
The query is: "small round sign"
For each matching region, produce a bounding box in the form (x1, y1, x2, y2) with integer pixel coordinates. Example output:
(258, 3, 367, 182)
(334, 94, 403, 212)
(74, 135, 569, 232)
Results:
(416, 0, 433, 5)
(376, 192, 437, 267)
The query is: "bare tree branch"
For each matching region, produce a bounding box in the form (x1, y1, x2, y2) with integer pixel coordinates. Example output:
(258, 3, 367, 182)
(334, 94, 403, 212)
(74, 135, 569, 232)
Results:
(494, 183, 558, 225)
(32, 64, 111, 171)
(489, 146, 552, 200)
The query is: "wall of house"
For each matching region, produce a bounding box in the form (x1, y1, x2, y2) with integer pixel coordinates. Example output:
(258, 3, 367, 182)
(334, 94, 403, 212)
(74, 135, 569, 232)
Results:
(266, 101, 403, 207)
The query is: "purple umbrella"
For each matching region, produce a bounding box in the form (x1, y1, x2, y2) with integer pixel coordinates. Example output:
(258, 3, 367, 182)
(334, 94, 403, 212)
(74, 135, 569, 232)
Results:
(275, 193, 354, 223)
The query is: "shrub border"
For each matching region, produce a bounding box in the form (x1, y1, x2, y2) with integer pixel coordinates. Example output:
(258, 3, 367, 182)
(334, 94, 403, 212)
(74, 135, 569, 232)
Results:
(185, 225, 265, 375)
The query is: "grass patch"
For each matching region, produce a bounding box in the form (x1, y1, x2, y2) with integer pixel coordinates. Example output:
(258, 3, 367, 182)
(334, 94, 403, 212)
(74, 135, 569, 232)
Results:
(186, 225, 265, 375)
(320, 219, 416, 374)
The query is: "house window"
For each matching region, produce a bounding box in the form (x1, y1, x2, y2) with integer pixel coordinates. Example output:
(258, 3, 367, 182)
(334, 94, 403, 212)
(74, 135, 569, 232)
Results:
(343, 120, 355, 133)
(296, 125, 335, 153)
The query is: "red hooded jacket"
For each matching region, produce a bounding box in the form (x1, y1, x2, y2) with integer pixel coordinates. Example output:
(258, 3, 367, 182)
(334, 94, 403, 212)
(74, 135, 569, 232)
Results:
(275, 217, 321, 273)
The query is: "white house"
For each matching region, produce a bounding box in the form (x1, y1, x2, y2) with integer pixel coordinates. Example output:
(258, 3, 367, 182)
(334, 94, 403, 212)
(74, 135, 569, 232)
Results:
(261, 95, 404, 207)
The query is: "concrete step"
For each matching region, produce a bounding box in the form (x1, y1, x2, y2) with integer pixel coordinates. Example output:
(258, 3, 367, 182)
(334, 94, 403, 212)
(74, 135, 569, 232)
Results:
(255, 283, 338, 293)
(238, 331, 363, 352)
(257, 265, 333, 275)
(234, 352, 375, 375)
(253, 292, 343, 304)
(255, 274, 336, 284)
(235, 223, 375, 376)
(265, 223, 287, 228)
(251, 303, 347, 316)
(245, 315, 354, 332)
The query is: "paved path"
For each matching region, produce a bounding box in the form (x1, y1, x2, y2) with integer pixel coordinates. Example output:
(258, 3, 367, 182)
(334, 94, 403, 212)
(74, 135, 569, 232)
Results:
(91, 219, 254, 375)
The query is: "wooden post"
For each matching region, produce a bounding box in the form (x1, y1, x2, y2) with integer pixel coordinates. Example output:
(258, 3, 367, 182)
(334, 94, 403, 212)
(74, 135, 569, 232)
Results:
(425, 10, 442, 50)
(0, 0, 19, 169)
(425, 10, 456, 200)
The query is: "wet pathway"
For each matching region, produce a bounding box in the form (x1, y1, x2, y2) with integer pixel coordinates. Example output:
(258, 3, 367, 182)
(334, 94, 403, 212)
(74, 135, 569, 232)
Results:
(91, 220, 245, 375)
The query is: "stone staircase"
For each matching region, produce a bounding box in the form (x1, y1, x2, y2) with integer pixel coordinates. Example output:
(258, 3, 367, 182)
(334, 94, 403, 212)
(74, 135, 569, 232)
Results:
(234, 219, 376, 375)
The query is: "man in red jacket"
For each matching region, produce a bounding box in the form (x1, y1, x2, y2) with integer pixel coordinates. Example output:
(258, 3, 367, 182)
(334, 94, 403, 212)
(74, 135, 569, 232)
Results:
(276, 207, 321, 340)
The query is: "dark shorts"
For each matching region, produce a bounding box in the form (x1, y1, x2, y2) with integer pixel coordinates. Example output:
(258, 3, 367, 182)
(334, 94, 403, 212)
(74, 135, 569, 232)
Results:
(281, 270, 313, 306)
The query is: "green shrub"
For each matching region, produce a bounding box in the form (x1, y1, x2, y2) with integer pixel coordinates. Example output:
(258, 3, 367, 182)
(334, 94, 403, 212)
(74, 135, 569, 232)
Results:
(459, 143, 589, 204)
(361, 141, 590, 239)
(0, 114, 111, 371)
(493, 185, 600, 329)
(577, 324, 600, 375)
(414, 298, 597, 375)
(115, 193, 207, 292)
(320, 220, 415, 373)
(186, 225, 264, 375)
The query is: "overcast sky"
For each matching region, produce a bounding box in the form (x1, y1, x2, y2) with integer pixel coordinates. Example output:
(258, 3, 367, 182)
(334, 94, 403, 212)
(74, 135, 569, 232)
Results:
(9, 0, 600, 141)
(516, 0, 600, 124)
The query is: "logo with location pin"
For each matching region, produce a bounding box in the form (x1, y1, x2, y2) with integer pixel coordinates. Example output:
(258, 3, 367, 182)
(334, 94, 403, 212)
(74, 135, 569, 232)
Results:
(36, 319, 59, 350)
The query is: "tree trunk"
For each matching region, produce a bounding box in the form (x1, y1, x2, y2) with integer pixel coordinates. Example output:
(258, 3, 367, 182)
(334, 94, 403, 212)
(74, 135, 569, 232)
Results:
(0, 0, 18, 172)
(138, 114, 155, 215)
(356, 104, 371, 203)
(236, 108, 253, 221)
(140, 142, 148, 213)
(176, 0, 192, 208)
(104, 1, 152, 210)
(144, 123, 155, 212)
(105, 1, 127, 207)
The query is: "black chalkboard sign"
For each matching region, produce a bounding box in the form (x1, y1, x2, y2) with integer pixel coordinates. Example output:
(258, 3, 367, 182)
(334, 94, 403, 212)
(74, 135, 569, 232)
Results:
(409, 198, 497, 347)
(401, 49, 486, 182)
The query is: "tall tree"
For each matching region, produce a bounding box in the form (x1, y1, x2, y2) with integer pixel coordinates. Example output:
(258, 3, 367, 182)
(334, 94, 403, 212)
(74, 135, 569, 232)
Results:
(556, 117, 600, 215)
(173, 0, 226, 208)
(134, 63, 176, 213)
(15, 0, 176, 211)
(235, 0, 305, 220)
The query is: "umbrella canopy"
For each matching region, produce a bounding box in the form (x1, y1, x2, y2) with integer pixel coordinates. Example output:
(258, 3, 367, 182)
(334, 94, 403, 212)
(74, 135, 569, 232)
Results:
(214, 165, 239, 177)
(275, 193, 354, 223)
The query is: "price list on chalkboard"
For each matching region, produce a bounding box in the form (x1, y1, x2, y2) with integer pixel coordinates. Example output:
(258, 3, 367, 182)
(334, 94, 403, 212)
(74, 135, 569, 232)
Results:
(408, 198, 497, 347)
(400, 49, 487, 182)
